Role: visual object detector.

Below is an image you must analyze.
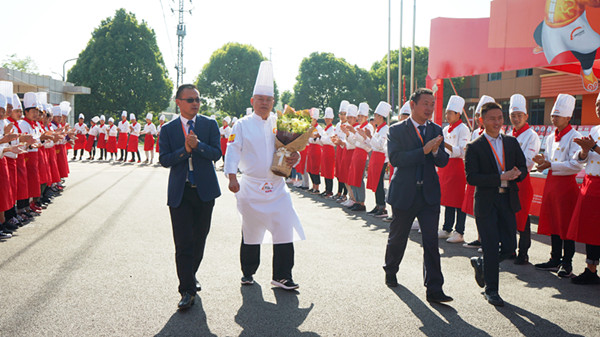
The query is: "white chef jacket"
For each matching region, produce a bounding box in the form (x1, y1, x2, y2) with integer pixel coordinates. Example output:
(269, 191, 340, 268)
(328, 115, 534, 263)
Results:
(344, 123, 360, 150)
(0, 119, 19, 159)
(129, 121, 141, 136)
(108, 124, 118, 137)
(576, 125, 600, 177)
(19, 119, 41, 153)
(88, 125, 100, 137)
(224, 113, 305, 245)
(157, 123, 164, 136)
(334, 121, 346, 144)
(514, 127, 541, 172)
(370, 123, 389, 163)
(443, 122, 470, 159)
(318, 124, 336, 146)
(354, 122, 375, 152)
(73, 122, 87, 135)
(98, 123, 108, 136)
(308, 126, 322, 146)
(471, 127, 484, 141)
(543, 127, 583, 176)
(220, 125, 232, 139)
(143, 122, 157, 135)
(118, 120, 130, 134)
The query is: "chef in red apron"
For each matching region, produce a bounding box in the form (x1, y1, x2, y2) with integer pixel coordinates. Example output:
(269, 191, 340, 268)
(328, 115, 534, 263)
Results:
(508, 94, 541, 265)
(85, 116, 100, 160)
(366, 101, 391, 217)
(567, 93, 600, 285)
(332, 100, 349, 202)
(306, 108, 322, 194)
(141, 113, 157, 164)
(346, 102, 373, 212)
(96, 115, 108, 160)
(318, 107, 336, 197)
(117, 111, 129, 161)
(106, 117, 118, 160)
(219, 116, 232, 163)
(7, 96, 32, 219)
(0, 94, 18, 231)
(438, 95, 469, 244)
(533, 94, 583, 278)
(72, 113, 87, 160)
(340, 104, 359, 208)
(127, 113, 141, 163)
(156, 115, 165, 154)
(21, 93, 43, 212)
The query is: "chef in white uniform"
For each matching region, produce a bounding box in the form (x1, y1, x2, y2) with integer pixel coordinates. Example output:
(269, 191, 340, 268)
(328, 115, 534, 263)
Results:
(225, 61, 305, 290)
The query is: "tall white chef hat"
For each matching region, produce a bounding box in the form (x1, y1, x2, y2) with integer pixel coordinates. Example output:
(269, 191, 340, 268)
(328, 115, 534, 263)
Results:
(59, 101, 70, 116)
(5, 95, 12, 107)
(100, 115, 106, 121)
(475, 95, 495, 114)
(0, 81, 13, 101)
(121, 110, 127, 118)
(91, 116, 100, 124)
(130, 113, 136, 120)
(446, 95, 465, 114)
(358, 102, 370, 116)
(246, 107, 253, 116)
(324, 107, 334, 119)
(374, 101, 392, 118)
(339, 100, 349, 112)
(52, 106, 61, 117)
(253, 61, 274, 97)
(146, 113, 153, 120)
(347, 104, 358, 118)
(159, 115, 165, 122)
(12, 94, 22, 110)
(223, 116, 231, 124)
(232, 117, 238, 123)
(551, 94, 576, 118)
(400, 101, 411, 115)
(64, 106, 71, 117)
(23, 92, 38, 109)
(310, 108, 320, 120)
(108, 117, 115, 123)
(210, 114, 216, 119)
(509, 94, 527, 114)
(44, 104, 53, 112)
(78, 113, 84, 119)
(0, 94, 6, 110)
(36, 92, 48, 106)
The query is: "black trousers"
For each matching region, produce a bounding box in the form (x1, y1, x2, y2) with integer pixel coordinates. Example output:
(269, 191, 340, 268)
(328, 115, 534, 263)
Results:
(475, 193, 517, 293)
(309, 173, 320, 185)
(384, 187, 444, 294)
(551, 235, 575, 265)
(241, 240, 294, 280)
(169, 184, 214, 295)
(324, 178, 333, 193)
(443, 207, 466, 235)
(337, 179, 347, 195)
(374, 164, 387, 207)
(586, 244, 600, 265)
(518, 217, 531, 256)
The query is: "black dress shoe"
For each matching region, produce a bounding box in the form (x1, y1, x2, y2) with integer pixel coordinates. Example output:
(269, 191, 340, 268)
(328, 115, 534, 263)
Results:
(177, 293, 195, 310)
(484, 291, 504, 306)
(470, 256, 485, 288)
(195, 279, 201, 292)
(426, 291, 453, 303)
(385, 273, 398, 287)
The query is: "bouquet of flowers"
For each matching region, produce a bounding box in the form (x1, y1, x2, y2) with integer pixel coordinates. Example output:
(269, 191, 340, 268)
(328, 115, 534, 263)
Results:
(271, 105, 314, 177)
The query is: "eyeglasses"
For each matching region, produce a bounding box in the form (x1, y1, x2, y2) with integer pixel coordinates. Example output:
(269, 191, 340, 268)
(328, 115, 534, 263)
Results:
(179, 97, 200, 103)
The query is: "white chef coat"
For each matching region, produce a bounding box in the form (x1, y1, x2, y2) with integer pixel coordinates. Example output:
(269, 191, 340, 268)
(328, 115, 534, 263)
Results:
(118, 120, 130, 134)
(0, 119, 19, 159)
(98, 123, 108, 136)
(19, 119, 41, 153)
(576, 125, 600, 177)
(220, 125, 232, 139)
(318, 124, 336, 146)
(308, 126, 322, 145)
(370, 123, 389, 163)
(88, 125, 100, 137)
(334, 121, 346, 144)
(354, 122, 375, 152)
(443, 122, 470, 159)
(129, 121, 141, 136)
(471, 127, 484, 141)
(224, 113, 305, 245)
(344, 123, 360, 150)
(73, 122, 87, 135)
(514, 127, 541, 172)
(143, 122, 157, 135)
(543, 127, 583, 176)
(108, 124, 118, 137)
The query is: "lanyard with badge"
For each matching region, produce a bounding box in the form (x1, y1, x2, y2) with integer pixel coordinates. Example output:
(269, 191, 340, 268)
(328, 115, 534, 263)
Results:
(485, 137, 505, 173)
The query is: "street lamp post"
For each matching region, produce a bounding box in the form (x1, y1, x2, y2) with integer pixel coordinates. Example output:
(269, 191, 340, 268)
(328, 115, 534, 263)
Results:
(63, 58, 79, 82)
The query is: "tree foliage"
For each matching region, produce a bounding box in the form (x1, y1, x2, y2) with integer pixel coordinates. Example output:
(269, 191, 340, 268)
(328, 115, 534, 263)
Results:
(280, 90, 293, 107)
(2, 54, 39, 74)
(291, 52, 379, 113)
(67, 8, 173, 120)
(196, 43, 278, 117)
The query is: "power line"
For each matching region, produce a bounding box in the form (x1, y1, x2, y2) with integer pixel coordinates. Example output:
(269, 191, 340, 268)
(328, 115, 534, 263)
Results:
(158, 0, 176, 64)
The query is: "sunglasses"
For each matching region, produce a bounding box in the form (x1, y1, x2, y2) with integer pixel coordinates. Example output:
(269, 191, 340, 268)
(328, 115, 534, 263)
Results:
(179, 97, 200, 103)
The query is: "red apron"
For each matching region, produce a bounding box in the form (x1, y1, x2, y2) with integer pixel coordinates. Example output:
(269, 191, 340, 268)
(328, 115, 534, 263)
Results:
(127, 135, 139, 152)
(117, 133, 128, 150)
(295, 148, 308, 175)
(56, 145, 69, 178)
(84, 135, 96, 152)
(339, 148, 355, 184)
(347, 147, 368, 188)
(307, 143, 322, 175)
(144, 133, 155, 151)
(461, 184, 476, 216)
(220, 137, 228, 157)
(97, 133, 107, 149)
(537, 171, 579, 238)
(26, 151, 41, 198)
(320, 144, 335, 180)
(16, 155, 29, 200)
(74, 134, 86, 150)
(106, 136, 118, 153)
(0, 158, 13, 212)
(366, 151, 387, 192)
(48, 147, 61, 184)
(515, 174, 534, 232)
(38, 148, 51, 185)
(567, 175, 600, 246)
(6, 157, 17, 204)
(62, 144, 70, 175)
(335, 146, 345, 180)
(389, 165, 394, 184)
(438, 158, 466, 208)
(155, 135, 160, 153)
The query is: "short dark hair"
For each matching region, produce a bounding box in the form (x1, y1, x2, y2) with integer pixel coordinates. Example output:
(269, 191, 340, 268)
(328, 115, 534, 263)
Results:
(410, 88, 434, 104)
(481, 102, 502, 116)
(175, 84, 197, 99)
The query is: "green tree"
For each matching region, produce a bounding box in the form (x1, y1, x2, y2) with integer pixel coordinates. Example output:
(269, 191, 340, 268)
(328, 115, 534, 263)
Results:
(280, 90, 293, 107)
(2, 54, 39, 74)
(291, 52, 379, 113)
(67, 9, 173, 120)
(196, 43, 279, 117)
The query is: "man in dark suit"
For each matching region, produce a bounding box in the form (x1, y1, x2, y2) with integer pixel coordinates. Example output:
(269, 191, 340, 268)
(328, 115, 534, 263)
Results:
(384, 88, 453, 303)
(159, 84, 221, 310)
(465, 102, 527, 307)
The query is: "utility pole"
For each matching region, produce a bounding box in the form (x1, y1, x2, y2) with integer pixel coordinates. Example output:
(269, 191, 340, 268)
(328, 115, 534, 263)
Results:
(386, 0, 391, 105)
(410, 0, 416, 94)
(175, 0, 191, 89)
(398, 0, 403, 109)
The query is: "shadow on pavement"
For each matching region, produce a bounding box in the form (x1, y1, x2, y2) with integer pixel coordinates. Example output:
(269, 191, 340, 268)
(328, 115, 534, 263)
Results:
(390, 285, 491, 336)
(495, 303, 583, 337)
(155, 296, 216, 337)
(235, 283, 318, 337)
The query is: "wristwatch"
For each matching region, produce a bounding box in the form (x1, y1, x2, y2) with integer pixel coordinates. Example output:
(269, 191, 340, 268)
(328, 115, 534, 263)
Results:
(592, 143, 598, 151)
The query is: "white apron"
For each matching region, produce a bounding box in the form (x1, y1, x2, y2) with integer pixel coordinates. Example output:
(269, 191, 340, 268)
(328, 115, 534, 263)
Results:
(542, 11, 600, 63)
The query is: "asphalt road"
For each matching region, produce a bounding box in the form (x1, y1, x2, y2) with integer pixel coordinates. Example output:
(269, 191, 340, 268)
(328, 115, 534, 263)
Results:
(0, 159, 598, 337)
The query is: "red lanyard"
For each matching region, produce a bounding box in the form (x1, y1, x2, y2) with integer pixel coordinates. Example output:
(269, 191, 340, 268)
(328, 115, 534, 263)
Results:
(485, 137, 505, 171)
(413, 125, 424, 145)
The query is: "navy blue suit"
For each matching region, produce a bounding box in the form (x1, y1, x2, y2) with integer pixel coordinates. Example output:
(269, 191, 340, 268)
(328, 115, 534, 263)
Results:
(384, 118, 449, 294)
(159, 114, 221, 295)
